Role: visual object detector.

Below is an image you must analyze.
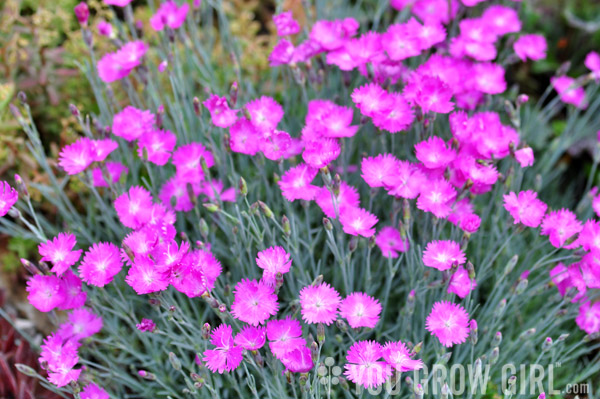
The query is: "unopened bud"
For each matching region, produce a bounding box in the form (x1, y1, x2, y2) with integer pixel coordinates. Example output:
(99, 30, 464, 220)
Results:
(312, 275, 324, 286)
(15, 363, 37, 377)
(20, 258, 41, 275)
(317, 323, 325, 343)
(470, 320, 478, 345)
(493, 331, 502, 346)
(490, 347, 499, 364)
(414, 383, 424, 399)
(258, 201, 274, 219)
(203, 203, 219, 213)
(515, 278, 528, 294)
(230, 81, 238, 106)
(201, 323, 211, 339)
(254, 351, 264, 367)
(348, 237, 358, 253)
(169, 352, 181, 370)
(438, 352, 452, 364)
(497, 298, 507, 314)
(407, 290, 416, 315)
(239, 177, 248, 197)
(504, 255, 518, 275)
(282, 215, 291, 236)
(199, 218, 209, 239)
(542, 337, 553, 351)
(7, 208, 21, 218)
(310, 341, 319, 362)
(193, 97, 201, 116)
(441, 383, 449, 399)
(138, 370, 156, 380)
(557, 333, 569, 342)
(323, 217, 333, 231)
(336, 319, 347, 333)
(412, 341, 422, 354)
(466, 261, 475, 280)
(520, 328, 536, 340)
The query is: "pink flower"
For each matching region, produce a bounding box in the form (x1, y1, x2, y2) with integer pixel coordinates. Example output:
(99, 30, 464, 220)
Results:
(80, 384, 109, 399)
(302, 139, 341, 168)
(137, 129, 177, 165)
(234, 326, 266, 350)
(231, 279, 279, 326)
(422, 240, 466, 271)
(503, 191, 547, 227)
(58, 270, 87, 310)
(585, 51, 600, 79)
(229, 119, 261, 155)
(112, 106, 155, 141)
(448, 265, 477, 298)
(515, 147, 534, 167)
(172, 142, 214, 182)
(416, 178, 456, 218)
(202, 324, 243, 373)
(385, 161, 427, 199)
(459, 213, 481, 233)
(0, 181, 18, 216)
(149, 0, 189, 31)
(550, 263, 573, 297)
(90, 138, 118, 162)
(351, 83, 393, 118)
(58, 138, 95, 175)
(136, 318, 157, 332)
(126, 256, 170, 294)
(551, 76, 587, 109)
(169, 249, 221, 297)
(97, 41, 148, 83)
(260, 131, 293, 160)
(201, 180, 236, 203)
(382, 341, 423, 372)
(159, 176, 201, 212)
(266, 317, 305, 359)
(278, 164, 319, 201)
(361, 154, 399, 188)
(305, 100, 359, 139)
(269, 39, 295, 66)
(339, 292, 382, 328)
(315, 182, 360, 218)
(576, 301, 600, 334)
(203, 94, 238, 128)
(114, 186, 153, 229)
(514, 34, 547, 61)
(273, 11, 300, 36)
(246, 96, 284, 133)
(344, 341, 391, 389)
(339, 207, 378, 237)
(375, 227, 408, 258)
(299, 282, 341, 325)
(97, 20, 113, 37)
(309, 18, 359, 51)
(413, 0, 459, 25)
(280, 345, 314, 373)
(473, 63, 506, 94)
(74, 2, 89, 26)
(410, 75, 454, 114)
(38, 232, 82, 276)
(541, 209, 582, 248)
(579, 220, 600, 252)
(57, 308, 103, 341)
(104, 0, 133, 6)
(482, 5, 521, 36)
(92, 162, 128, 187)
(26, 275, 66, 312)
(381, 23, 421, 61)
(78, 242, 123, 287)
(415, 136, 457, 169)
(426, 301, 470, 347)
(371, 93, 415, 133)
(256, 246, 292, 287)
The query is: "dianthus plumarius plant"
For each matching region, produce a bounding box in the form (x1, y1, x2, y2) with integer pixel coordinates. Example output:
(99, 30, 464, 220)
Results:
(2, 0, 600, 397)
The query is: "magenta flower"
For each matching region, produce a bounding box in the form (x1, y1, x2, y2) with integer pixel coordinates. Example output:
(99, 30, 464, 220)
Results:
(229, 118, 261, 155)
(137, 129, 177, 165)
(74, 2, 89, 25)
(371, 93, 415, 133)
(203, 94, 238, 128)
(503, 190, 547, 227)
(246, 96, 284, 133)
(149, 0, 189, 31)
(97, 41, 148, 83)
(315, 182, 360, 219)
(169, 249, 222, 297)
(382, 341, 424, 372)
(415, 136, 457, 169)
(58, 270, 87, 310)
(375, 227, 408, 258)
(231, 279, 279, 326)
(90, 138, 118, 162)
(551, 76, 587, 109)
(260, 130, 293, 160)
(38, 232, 82, 276)
(413, 0, 459, 25)
(256, 246, 292, 287)
(416, 178, 456, 218)
(309, 18, 359, 51)
(278, 164, 319, 201)
(460, 213, 481, 234)
(549, 263, 572, 297)
(269, 39, 295, 66)
(576, 301, 600, 334)
(344, 341, 391, 389)
(136, 318, 157, 333)
(352, 83, 393, 118)
(58, 138, 95, 175)
(361, 154, 399, 188)
(202, 324, 243, 374)
(104, 0, 133, 5)
(304, 100, 358, 138)
(514, 34, 547, 62)
(339, 292, 382, 328)
(585, 51, 600, 79)
(159, 176, 201, 212)
(80, 384, 109, 399)
(541, 209, 582, 248)
(299, 282, 341, 325)
(302, 139, 341, 168)
(579, 220, 600, 252)
(515, 147, 534, 167)
(482, 5, 521, 36)
(266, 317, 305, 359)
(340, 207, 378, 237)
(448, 265, 477, 298)
(382, 23, 421, 61)
(422, 240, 466, 271)
(0, 181, 18, 217)
(385, 161, 427, 199)
(172, 142, 215, 182)
(273, 11, 300, 36)
(126, 256, 170, 294)
(57, 308, 103, 341)
(410, 75, 454, 114)
(472, 63, 507, 94)
(201, 180, 236, 203)
(92, 162, 128, 187)
(78, 242, 123, 287)
(111, 106, 155, 142)
(426, 301, 470, 347)
(114, 186, 154, 229)
(26, 274, 66, 312)
(97, 20, 113, 37)
(234, 326, 266, 350)
(280, 345, 314, 373)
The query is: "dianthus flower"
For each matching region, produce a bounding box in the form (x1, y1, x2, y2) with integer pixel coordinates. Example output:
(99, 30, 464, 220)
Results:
(351, 83, 393, 118)
(203, 94, 238, 128)
(412, 0, 459, 25)
(382, 341, 423, 372)
(58, 138, 95, 175)
(550, 263, 572, 296)
(123, 228, 157, 257)
(97, 41, 147, 83)
(339, 292, 382, 328)
(78, 242, 123, 287)
(136, 318, 157, 333)
(416, 178, 456, 218)
(280, 345, 314, 373)
(114, 186, 153, 229)
(97, 20, 113, 37)
(385, 161, 427, 199)
(344, 341, 391, 389)
(482, 5, 521, 36)
(409, 75, 454, 114)
(266, 317, 306, 359)
(159, 176, 202, 212)
(234, 326, 266, 350)
(315, 182, 360, 218)
(361, 154, 399, 188)
(80, 384, 109, 399)
(256, 246, 292, 287)
(246, 96, 284, 133)
(473, 63, 506, 94)
(576, 301, 600, 334)
(169, 249, 221, 297)
(339, 207, 378, 237)
(57, 308, 103, 341)
(40, 334, 81, 387)
(112, 106, 155, 141)
(551, 76, 587, 109)
(38, 232, 82, 275)
(448, 265, 477, 298)
(58, 270, 87, 310)
(515, 147, 534, 167)
(273, 11, 301, 36)
(269, 39, 295, 66)
(171, 142, 215, 182)
(375, 227, 408, 258)
(149, 0, 189, 31)
(426, 301, 470, 347)
(585, 51, 600, 79)
(201, 180, 236, 203)
(126, 256, 170, 294)
(229, 118, 261, 155)
(381, 23, 421, 61)
(415, 136, 457, 169)
(302, 139, 341, 168)
(0, 181, 18, 216)
(137, 129, 176, 165)
(104, 0, 133, 5)
(503, 190, 547, 227)
(514, 34, 547, 61)
(299, 282, 341, 325)
(309, 18, 359, 51)
(422, 240, 466, 271)
(202, 325, 243, 373)
(278, 164, 319, 201)
(579, 220, 600, 252)
(541, 209, 582, 248)
(260, 131, 293, 160)
(231, 279, 279, 326)
(26, 274, 66, 312)
(371, 93, 415, 133)
(91, 138, 118, 162)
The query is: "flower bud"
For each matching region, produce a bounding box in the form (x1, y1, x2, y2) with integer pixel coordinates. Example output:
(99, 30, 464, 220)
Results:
(15, 363, 37, 377)
(138, 370, 156, 380)
(336, 319, 347, 333)
(348, 237, 358, 253)
(412, 341, 422, 354)
(254, 351, 264, 367)
(193, 97, 201, 116)
(441, 383, 449, 399)
(74, 2, 90, 25)
(199, 218, 209, 239)
(229, 81, 238, 106)
(469, 320, 478, 345)
(520, 328, 536, 340)
(414, 383, 424, 399)
(20, 258, 41, 275)
(323, 217, 333, 231)
(317, 323, 325, 343)
(14, 174, 29, 200)
(239, 177, 248, 197)
(407, 290, 416, 315)
(403, 198, 411, 225)
(438, 352, 452, 364)
(282, 215, 291, 236)
(466, 261, 475, 280)
(8, 208, 21, 218)
(339, 376, 349, 390)
(504, 255, 518, 275)
(169, 352, 181, 370)
(312, 275, 324, 286)
(203, 203, 219, 213)
(515, 278, 528, 294)
(17, 91, 27, 105)
(493, 331, 502, 346)
(310, 341, 319, 362)
(490, 347, 499, 364)
(201, 323, 211, 340)
(542, 337, 553, 352)
(557, 333, 569, 342)
(258, 201, 274, 219)
(218, 304, 227, 313)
